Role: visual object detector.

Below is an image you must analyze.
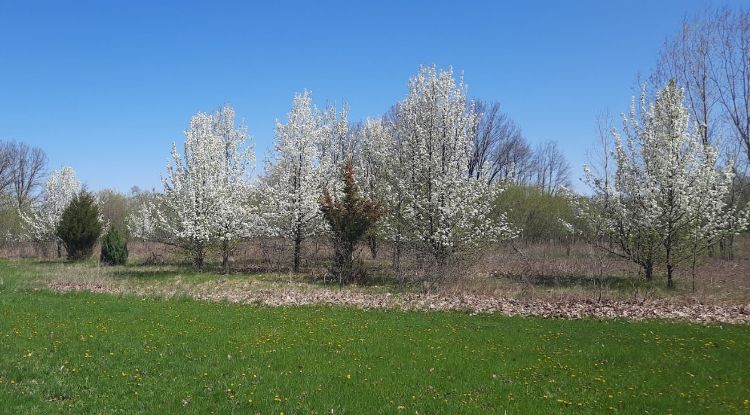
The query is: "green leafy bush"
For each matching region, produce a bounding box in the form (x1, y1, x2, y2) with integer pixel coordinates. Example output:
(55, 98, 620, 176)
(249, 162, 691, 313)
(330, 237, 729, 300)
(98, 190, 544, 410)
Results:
(494, 184, 578, 243)
(56, 191, 102, 261)
(100, 226, 128, 265)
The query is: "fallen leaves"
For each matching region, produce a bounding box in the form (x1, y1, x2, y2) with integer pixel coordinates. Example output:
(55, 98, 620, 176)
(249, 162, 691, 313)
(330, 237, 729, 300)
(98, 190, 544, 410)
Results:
(47, 280, 750, 324)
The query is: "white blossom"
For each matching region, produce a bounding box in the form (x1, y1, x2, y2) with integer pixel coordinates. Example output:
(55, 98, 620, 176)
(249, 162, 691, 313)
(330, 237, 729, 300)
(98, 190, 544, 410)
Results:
(260, 91, 328, 271)
(21, 166, 81, 243)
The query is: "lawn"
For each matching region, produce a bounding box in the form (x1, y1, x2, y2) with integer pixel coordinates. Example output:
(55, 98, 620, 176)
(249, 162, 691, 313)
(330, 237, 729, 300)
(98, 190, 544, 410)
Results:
(0, 260, 749, 414)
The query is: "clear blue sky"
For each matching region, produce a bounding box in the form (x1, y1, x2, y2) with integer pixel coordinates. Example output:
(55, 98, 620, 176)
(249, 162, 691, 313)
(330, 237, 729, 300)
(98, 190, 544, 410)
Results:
(0, 0, 741, 193)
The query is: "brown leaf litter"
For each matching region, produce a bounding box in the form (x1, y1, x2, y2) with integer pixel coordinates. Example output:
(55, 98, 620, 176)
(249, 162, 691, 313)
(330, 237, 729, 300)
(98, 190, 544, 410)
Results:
(47, 280, 750, 325)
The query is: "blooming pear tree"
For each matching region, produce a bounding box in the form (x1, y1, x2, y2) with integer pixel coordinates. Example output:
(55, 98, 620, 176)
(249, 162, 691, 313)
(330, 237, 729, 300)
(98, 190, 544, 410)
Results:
(583, 81, 748, 287)
(129, 105, 259, 270)
(358, 113, 414, 269)
(261, 91, 327, 272)
(380, 66, 516, 261)
(211, 105, 261, 272)
(21, 166, 82, 257)
(357, 118, 393, 259)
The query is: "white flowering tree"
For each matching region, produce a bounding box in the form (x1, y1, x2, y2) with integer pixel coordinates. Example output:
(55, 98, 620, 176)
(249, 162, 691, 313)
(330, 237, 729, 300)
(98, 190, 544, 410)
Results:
(129, 105, 258, 270)
(160, 111, 223, 268)
(381, 66, 516, 261)
(357, 118, 392, 259)
(21, 166, 81, 257)
(583, 81, 748, 287)
(211, 105, 261, 272)
(261, 91, 327, 272)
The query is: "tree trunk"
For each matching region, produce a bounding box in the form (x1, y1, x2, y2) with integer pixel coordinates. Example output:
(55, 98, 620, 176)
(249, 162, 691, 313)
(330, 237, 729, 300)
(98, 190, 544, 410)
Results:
(434, 249, 448, 268)
(723, 234, 734, 260)
(644, 262, 653, 281)
(691, 247, 697, 293)
(666, 263, 674, 289)
(368, 236, 378, 259)
(194, 243, 205, 270)
(393, 235, 403, 287)
(293, 234, 302, 273)
(57, 242, 62, 259)
(344, 241, 355, 283)
(665, 238, 674, 288)
(221, 240, 230, 274)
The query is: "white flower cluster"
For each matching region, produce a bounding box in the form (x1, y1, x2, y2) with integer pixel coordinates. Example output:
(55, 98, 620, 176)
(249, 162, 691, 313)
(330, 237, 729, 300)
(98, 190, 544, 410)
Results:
(20, 166, 81, 242)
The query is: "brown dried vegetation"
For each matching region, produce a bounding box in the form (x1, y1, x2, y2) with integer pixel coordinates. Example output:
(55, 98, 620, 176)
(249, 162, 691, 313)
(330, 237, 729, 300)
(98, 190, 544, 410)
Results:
(5, 235, 749, 324)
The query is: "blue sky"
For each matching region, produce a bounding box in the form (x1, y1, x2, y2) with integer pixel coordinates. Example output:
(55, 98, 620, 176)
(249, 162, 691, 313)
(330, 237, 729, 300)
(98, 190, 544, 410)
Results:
(0, 0, 741, 193)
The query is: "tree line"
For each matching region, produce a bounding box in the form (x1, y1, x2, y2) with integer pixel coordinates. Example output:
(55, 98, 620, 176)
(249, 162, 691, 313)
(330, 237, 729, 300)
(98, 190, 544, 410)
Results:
(3, 6, 750, 288)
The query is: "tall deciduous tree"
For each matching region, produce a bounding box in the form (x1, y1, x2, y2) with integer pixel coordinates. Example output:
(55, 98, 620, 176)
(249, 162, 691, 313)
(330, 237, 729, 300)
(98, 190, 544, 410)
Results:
(319, 103, 354, 189)
(357, 118, 392, 259)
(161, 111, 224, 268)
(583, 81, 747, 287)
(530, 140, 572, 195)
(651, 15, 717, 146)
(261, 91, 327, 272)
(9, 142, 47, 209)
(650, 7, 750, 165)
(468, 100, 528, 184)
(713, 7, 750, 164)
(212, 105, 260, 272)
(648, 6, 750, 258)
(384, 66, 516, 261)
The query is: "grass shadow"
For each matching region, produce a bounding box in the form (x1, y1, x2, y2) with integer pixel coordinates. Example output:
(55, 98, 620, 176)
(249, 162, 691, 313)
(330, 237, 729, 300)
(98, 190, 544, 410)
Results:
(501, 272, 655, 292)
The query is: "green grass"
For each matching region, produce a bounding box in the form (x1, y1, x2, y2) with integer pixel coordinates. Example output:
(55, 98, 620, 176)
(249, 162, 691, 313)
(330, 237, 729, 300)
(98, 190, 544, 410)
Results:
(1, 260, 749, 414)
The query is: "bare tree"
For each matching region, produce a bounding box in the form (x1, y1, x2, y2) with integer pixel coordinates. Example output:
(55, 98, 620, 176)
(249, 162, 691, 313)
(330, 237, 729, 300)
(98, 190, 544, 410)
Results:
(467, 100, 497, 181)
(0, 141, 14, 198)
(496, 132, 534, 185)
(586, 111, 615, 198)
(530, 140, 571, 194)
(651, 7, 750, 165)
(712, 7, 750, 165)
(10, 142, 47, 209)
(651, 15, 718, 145)
(468, 100, 527, 183)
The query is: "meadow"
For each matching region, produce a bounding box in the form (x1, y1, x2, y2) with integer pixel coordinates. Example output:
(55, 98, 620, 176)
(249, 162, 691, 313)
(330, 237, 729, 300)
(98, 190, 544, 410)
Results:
(3, 3, 750, 414)
(1, 259, 749, 414)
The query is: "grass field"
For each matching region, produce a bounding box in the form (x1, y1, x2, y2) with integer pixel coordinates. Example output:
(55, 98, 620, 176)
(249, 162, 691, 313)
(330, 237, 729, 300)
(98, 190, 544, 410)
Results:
(1, 260, 749, 414)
